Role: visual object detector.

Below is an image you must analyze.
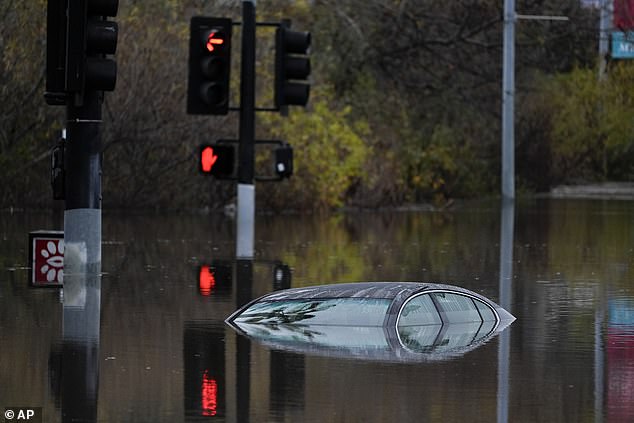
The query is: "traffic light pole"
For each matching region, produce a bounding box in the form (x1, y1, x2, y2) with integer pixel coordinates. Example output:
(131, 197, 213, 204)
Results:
(236, 0, 256, 259)
(64, 90, 102, 274)
(47, 0, 117, 277)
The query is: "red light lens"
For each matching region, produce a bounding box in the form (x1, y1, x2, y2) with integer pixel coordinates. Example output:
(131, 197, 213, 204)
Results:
(201, 147, 218, 173)
(201, 370, 218, 416)
(206, 31, 224, 52)
(199, 265, 216, 296)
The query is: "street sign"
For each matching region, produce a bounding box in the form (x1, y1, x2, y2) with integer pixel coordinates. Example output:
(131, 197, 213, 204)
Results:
(612, 32, 634, 59)
(29, 231, 64, 287)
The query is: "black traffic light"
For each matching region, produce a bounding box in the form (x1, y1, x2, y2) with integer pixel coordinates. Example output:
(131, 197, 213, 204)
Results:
(275, 21, 311, 110)
(66, 0, 119, 103)
(273, 263, 292, 290)
(274, 144, 293, 178)
(188, 17, 232, 115)
(199, 143, 235, 178)
(45, 0, 68, 105)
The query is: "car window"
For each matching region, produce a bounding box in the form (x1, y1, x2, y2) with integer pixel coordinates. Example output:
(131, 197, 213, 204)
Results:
(474, 319, 497, 339)
(398, 294, 441, 327)
(431, 292, 481, 323)
(433, 322, 483, 351)
(234, 323, 391, 349)
(397, 324, 442, 352)
(474, 299, 496, 321)
(233, 298, 392, 326)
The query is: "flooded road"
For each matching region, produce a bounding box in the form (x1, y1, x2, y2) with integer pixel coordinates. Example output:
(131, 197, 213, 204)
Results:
(1, 198, 633, 422)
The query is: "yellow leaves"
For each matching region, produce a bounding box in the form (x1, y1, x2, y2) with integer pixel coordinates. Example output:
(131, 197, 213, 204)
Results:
(260, 86, 368, 209)
(285, 0, 311, 17)
(546, 63, 634, 177)
(408, 125, 460, 199)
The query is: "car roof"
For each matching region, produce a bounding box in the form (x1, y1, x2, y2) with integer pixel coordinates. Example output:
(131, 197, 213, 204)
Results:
(226, 281, 515, 325)
(256, 281, 484, 301)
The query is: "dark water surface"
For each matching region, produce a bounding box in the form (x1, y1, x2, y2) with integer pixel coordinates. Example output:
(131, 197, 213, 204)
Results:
(1, 199, 633, 422)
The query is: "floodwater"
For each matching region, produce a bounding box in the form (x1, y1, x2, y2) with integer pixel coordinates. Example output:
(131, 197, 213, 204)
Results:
(1, 198, 633, 422)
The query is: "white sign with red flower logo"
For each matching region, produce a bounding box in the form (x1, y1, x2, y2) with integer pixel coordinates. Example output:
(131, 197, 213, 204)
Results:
(29, 231, 64, 287)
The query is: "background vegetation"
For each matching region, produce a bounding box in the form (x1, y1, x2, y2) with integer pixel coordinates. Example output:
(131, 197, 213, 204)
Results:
(1, 0, 631, 211)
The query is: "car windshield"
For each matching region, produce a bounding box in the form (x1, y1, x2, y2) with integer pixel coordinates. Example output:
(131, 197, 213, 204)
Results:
(233, 298, 392, 326)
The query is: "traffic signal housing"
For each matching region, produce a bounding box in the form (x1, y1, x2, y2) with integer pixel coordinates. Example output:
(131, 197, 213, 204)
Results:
(199, 143, 236, 178)
(188, 17, 232, 115)
(274, 144, 293, 178)
(45, 0, 67, 105)
(275, 21, 311, 110)
(66, 0, 119, 103)
(273, 263, 292, 290)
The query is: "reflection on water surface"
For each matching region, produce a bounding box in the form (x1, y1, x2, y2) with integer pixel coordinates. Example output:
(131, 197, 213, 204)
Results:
(1, 199, 633, 421)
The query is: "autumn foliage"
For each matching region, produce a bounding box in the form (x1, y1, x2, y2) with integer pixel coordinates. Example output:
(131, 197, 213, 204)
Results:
(1, 1, 625, 211)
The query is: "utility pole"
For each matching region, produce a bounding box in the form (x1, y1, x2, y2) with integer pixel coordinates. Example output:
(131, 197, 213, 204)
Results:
(501, 7, 568, 200)
(599, 0, 611, 79)
(502, 0, 515, 200)
(497, 199, 514, 423)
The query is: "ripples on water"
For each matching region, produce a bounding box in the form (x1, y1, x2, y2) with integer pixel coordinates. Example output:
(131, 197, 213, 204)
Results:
(1, 199, 633, 422)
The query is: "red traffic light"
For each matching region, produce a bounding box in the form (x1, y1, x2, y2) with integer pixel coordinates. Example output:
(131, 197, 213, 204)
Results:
(199, 265, 216, 296)
(188, 17, 232, 115)
(198, 143, 235, 178)
(201, 146, 219, 173)
(205, 30, 224, 52)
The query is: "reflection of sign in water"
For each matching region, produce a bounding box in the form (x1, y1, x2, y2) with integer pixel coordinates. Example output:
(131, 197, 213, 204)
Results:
(29, 231, 64, 287)
(607, 298, 634, 422)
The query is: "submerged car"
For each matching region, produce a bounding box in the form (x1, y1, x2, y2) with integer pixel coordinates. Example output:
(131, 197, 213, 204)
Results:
(225, 282, 515, 361)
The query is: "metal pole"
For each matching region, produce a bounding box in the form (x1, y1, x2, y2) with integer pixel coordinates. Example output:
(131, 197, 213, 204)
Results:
(497, 199, 514, 423)
(64, 89, 102, 275)
(237, 0, 256, 259)
(235, 258, 253, 422)
(501, 10, 569, 198)
(61, 271, 101, 422)
(593, 305, 604, 423)
(599, 0, 611, 79)
(502, 0, 515, 200)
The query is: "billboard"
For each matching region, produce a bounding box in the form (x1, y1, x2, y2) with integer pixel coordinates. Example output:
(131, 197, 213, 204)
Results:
(614, 0, 634, 30)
